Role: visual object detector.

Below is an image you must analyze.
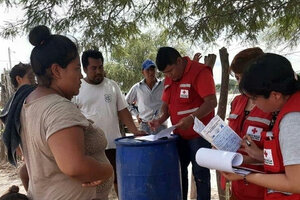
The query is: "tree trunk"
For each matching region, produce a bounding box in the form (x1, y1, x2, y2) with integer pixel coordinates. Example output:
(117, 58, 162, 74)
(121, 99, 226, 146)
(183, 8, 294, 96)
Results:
(217, 47, 230, 119)
(216, 47, 230, 200)
(0, 69, 15, 163)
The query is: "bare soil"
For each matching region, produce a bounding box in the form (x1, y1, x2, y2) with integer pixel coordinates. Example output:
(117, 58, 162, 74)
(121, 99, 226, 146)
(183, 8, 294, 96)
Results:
(0, 162, 219, 199)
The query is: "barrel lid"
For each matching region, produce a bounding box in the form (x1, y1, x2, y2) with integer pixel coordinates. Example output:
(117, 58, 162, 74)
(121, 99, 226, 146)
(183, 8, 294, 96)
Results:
(115, 135, 178, 146)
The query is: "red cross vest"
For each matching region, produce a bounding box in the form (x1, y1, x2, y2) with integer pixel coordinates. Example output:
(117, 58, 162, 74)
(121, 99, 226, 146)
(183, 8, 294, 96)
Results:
(227, 94, 273, 200)
(263, 91, 300, 200)
(163, 59, 214, 139)
(228, 95, 273, 148)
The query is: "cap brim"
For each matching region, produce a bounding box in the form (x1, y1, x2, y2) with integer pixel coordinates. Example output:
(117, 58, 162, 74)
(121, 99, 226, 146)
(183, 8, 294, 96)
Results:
(143, 65, 156, 70)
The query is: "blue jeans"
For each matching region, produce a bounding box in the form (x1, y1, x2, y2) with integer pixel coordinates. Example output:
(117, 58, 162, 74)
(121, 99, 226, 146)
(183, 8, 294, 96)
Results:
(177, 136, 211, 200)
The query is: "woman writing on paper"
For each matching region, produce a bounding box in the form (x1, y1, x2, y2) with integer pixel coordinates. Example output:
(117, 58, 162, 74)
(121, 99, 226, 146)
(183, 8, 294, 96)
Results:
(222, 53, 300, 199)
(224, 48, 277, 200)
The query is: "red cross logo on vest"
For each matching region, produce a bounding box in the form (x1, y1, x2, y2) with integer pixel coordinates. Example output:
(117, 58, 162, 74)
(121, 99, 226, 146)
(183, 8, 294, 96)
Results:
(264, 150, 268, 157)
(247, 126, 262, 141)
(180, 89, 189, 98)
(264, 149, 274, 166)
(252, 128, 258, 134)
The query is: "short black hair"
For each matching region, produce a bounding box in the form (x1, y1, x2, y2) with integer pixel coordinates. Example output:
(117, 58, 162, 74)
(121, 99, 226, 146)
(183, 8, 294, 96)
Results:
(81, 50, 104, 68)
(29, 25, 78, 87)
(9, 63, 32, 88)
(156, 47, 181, 71)
(240, 53, 300, 98)
(0, 185, 28, 200)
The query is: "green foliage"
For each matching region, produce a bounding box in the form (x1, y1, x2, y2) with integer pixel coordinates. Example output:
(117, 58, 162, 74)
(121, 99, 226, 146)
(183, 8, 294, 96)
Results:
(216, 78, 238, 93)
(1, 0, 300, 48)
(104, 62, 135, 92)
(228, 78, 238, 93)
(104, 32, 188, 92)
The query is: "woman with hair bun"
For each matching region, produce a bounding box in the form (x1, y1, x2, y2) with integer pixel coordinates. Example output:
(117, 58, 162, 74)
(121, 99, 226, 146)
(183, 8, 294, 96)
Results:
(20, 25, 113, 199)
(223, 53, 300, 200)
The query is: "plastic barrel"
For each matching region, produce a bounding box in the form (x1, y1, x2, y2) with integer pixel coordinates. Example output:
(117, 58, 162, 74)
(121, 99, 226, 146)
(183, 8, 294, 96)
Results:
(115, 135, 182, 200)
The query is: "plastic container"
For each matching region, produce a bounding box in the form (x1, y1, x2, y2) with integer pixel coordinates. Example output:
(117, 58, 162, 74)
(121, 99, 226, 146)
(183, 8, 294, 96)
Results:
(115, 135, 182, 200)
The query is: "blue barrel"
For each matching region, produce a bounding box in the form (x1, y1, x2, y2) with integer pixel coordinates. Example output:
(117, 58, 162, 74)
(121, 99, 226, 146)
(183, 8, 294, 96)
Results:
(115, 135, 182, 200)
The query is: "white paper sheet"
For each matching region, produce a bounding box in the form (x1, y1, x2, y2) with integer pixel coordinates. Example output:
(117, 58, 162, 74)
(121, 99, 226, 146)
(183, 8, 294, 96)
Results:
(135, 126, 176, 141)
(193, 117, 206, 133)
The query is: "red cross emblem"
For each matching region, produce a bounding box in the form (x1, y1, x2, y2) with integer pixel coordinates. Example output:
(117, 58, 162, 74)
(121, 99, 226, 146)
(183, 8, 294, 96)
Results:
(182, 90, 186, 94)
(264, 150, 268, 157)
(252, 128, 258, 134)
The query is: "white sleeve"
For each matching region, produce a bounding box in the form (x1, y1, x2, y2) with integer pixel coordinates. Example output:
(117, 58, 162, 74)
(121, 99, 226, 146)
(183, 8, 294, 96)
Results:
(279, 112, 300, 166)
(125, 84, 139, 116)
(125, 84, 137, 105)
(113, 81, 128, 111)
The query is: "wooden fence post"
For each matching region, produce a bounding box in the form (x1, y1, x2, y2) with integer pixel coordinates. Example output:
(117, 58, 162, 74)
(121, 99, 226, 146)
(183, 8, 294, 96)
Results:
(216, 47, 230, 200)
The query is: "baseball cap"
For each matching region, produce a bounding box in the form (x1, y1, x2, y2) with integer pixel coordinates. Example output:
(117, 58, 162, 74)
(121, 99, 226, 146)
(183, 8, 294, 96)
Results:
(142, 59, 156, 70)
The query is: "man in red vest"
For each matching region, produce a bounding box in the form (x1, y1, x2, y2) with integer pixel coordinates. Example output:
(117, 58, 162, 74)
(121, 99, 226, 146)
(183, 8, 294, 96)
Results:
(150, 47, 217, 200)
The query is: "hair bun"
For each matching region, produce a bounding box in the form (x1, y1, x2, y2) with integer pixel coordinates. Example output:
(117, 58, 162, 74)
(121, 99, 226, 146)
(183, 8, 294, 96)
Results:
(29, 25, 51, 46)
(8, 185, 19, 193)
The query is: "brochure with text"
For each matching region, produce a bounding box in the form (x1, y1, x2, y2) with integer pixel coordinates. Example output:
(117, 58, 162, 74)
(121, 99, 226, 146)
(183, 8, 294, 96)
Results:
(194, 115, 242, 152)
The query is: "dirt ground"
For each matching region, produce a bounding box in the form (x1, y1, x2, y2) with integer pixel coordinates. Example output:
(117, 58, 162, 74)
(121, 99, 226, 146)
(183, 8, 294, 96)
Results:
(0, 161, 118, 199)
(0, 161, 219, 199)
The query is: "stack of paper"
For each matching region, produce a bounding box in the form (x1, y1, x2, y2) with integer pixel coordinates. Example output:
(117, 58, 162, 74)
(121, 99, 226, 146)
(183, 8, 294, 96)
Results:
(196, 148, 264, 175)
(135, 126, 176, 141)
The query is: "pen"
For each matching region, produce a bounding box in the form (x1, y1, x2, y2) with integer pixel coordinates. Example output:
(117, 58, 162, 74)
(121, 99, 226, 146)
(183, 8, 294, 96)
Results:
(151, 110, 158, 120)
(150, 110, 158, 134)
(245, 139, 251, 147)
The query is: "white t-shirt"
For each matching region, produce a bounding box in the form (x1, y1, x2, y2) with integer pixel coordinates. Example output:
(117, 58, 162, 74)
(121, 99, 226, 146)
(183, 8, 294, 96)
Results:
(73, 78, 128, 149)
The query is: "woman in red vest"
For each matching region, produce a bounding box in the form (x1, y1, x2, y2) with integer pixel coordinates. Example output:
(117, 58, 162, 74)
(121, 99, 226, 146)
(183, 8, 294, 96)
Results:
(223, 53, 300, 200)
(225, 47, 277, 200)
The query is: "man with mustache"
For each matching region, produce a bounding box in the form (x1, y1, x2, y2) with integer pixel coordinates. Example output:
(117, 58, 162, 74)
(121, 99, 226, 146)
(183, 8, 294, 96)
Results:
(73, 49, 142, 196)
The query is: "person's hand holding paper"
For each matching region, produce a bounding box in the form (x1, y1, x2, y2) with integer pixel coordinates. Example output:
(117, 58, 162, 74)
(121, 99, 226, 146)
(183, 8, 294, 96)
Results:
(193, 115, 242, 152)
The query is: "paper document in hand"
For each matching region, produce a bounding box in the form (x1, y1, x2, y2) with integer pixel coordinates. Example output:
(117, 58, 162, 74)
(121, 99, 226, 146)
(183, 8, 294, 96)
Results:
(196, 115, 242, 152)
(193, 117, 206, 133)
(135, 126, 176, 141)
(196, 148, 263, 175)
